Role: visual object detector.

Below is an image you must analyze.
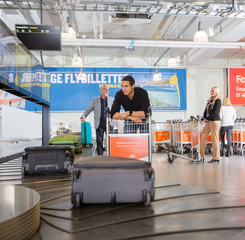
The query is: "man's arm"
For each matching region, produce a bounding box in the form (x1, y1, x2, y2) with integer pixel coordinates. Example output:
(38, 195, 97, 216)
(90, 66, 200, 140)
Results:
(116, 110, 145, 119)
(128, 110, 145, 119)
(80, 99, 94, 121)
(140, 90, 150, 118)
(111, 92, 121, 119)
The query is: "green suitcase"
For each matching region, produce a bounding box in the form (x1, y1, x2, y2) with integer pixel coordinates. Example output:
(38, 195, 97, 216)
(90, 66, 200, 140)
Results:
(49, 132, 83, 154)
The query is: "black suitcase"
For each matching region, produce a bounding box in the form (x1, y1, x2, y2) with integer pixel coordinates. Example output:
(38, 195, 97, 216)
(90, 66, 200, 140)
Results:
(71, 156, 155, 207)
(22, 145, 74, 175)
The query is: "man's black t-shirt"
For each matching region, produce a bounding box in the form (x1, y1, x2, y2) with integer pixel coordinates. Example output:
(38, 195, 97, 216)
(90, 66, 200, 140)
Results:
(111, 87, 150, 117)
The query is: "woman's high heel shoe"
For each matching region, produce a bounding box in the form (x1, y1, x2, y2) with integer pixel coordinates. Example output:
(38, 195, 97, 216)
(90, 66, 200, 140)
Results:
(226, 150, 231, 157)
(220, 149, 225, 157)
(208, 159, 220, 163)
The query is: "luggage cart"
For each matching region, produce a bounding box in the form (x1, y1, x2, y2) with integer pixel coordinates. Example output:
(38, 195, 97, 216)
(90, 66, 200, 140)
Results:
(106, 108, 152, 162)
(232, 120, 239, 154)
(233, 119, 245, 155)
(152, 121, 171, 153)
(167, 116, 204, 164)
(171, 120, 192, 154)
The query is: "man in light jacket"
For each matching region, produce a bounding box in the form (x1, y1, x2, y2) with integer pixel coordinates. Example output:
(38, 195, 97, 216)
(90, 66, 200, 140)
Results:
(81, 85, 114, 155)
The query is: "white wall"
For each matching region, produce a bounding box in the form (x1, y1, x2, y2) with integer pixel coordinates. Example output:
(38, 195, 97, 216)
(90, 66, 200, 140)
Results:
(1, 105, 42, 139)
(186, 68, 225, 118)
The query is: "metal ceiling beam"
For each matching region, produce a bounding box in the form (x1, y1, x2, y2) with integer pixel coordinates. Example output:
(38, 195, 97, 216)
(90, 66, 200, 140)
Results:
(62, 38, 245, 49)
(0, 0, 243, 18)
(154, 16, 198, 66)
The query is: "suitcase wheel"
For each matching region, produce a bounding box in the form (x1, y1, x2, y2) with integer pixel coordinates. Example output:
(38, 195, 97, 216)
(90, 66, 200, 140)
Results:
(150, 189, 155, 201)
(72, 192, 83, 208)
(143, 190, 151, 207)
(21, 166, 25, 176)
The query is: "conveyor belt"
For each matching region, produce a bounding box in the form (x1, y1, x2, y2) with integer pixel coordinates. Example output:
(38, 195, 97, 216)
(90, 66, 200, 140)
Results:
(1, 148, 245, 240)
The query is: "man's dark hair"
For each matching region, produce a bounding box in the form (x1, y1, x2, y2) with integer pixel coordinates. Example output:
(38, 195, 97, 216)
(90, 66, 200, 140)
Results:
(121, 75, 135, 86)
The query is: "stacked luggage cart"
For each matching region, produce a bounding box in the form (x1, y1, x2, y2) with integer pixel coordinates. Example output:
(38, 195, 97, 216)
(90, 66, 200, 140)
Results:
(152, 121, 171, 153)
(232, 118, 245, 155)
(153, 116, 245, 162)
(153, 116, 205, 164)
(172, 120, 192, 154)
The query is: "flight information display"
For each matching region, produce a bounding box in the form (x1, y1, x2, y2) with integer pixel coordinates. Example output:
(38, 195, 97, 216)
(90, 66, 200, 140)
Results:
(16, 25, 61, 51)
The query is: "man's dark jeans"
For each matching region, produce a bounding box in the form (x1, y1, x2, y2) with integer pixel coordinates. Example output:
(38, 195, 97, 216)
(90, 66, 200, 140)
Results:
(96, 120, 106, 155)
(220, 125, 233, 151)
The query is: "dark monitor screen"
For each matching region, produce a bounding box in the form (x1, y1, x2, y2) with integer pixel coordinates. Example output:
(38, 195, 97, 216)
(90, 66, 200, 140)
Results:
(16, 24, 61, 51)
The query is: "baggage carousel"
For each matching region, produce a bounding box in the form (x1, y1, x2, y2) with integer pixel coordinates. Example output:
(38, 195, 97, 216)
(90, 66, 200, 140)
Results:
(1, 146, 245, 240)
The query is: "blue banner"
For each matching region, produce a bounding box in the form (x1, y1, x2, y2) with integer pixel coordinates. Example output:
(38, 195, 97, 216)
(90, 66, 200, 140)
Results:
(25, 67, 186, 111)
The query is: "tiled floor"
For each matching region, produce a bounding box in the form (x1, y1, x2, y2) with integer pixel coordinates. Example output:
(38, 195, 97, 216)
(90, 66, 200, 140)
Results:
(153, 152, 245, 199)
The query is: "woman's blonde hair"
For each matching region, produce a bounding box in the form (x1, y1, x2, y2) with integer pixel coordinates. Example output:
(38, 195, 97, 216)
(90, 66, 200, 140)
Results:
(223, 97, 232, 106)
(211, 86, 221, 98)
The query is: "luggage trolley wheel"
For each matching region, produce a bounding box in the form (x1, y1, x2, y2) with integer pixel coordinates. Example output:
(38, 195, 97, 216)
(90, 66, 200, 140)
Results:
(167, 154, 175, 164)
(197, 157, 204, 163)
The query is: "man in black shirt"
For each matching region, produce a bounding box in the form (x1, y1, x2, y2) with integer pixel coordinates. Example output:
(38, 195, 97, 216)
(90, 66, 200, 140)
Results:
(111, 75, 150, 133)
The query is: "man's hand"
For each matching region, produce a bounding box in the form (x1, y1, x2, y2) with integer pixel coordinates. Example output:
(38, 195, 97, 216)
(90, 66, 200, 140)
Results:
(118, 111, 129, 120)
(128, 116, 142, 123)
(113, 112, 129, 120)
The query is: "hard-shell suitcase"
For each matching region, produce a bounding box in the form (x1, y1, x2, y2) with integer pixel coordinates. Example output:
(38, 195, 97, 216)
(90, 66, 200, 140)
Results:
(22, 145, 74, 175)
(49, 132, 83, 153)
(81, 122, 93, 147)
(71, 156, 155, 207)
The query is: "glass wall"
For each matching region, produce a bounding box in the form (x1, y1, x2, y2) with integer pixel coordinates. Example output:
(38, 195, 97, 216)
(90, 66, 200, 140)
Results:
(0, 19, 50, 106)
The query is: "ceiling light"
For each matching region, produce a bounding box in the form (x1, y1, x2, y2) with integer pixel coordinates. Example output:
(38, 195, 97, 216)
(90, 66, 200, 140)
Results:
(168, 57, 178, 68)
(125, 45, 134, 51)
(62, 26, 76, 41)
(72, 55, 83, 67)
(208, 27, 214, 37)
(125, 40, 135, 51)
(153, 69, 162, 81)
(77, 69, 87, 82)
(193, 21, 208, 43)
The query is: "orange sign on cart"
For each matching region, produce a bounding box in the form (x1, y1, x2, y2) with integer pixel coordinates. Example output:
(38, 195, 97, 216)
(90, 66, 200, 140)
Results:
(110, 135, 149, 161)
(154, 131, 170, 142)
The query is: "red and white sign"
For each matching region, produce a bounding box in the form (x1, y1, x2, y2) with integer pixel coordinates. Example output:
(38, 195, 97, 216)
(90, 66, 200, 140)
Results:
(229, 68, 245, 105)
(110, 135, 149, 161)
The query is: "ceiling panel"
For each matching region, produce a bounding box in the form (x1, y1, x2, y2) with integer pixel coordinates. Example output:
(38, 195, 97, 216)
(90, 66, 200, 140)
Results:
(0, 0, 245, 67)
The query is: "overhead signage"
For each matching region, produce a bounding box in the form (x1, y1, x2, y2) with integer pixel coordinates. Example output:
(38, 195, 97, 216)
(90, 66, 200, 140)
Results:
(229, 68, 245, 105)
(25, 67, 186, 111)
